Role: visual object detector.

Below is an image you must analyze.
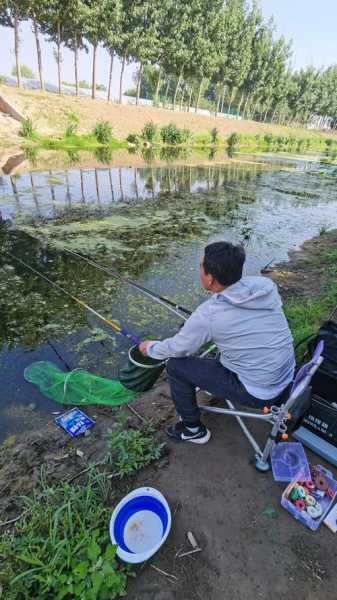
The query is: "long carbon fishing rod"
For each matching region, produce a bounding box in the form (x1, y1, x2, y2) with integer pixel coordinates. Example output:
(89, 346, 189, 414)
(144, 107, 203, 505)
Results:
(58, 247, 192, 320)
(6, 252, 142, 345)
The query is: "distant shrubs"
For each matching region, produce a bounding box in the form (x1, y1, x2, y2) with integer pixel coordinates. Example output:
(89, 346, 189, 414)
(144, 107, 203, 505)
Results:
(126, 132, 140, 145)
(93, 120, 113, 144)
(19, 117, 35, 139)
(160, 122, 193, 145)
(142, 121, 158, 143)
(227, 132, 240, 156)
(11, 63, 35, 79)
(211, 127, 219, 144)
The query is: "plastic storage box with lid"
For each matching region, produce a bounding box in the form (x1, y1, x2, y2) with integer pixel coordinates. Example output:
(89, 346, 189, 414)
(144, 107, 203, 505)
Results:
(281, 465, 337, 531)
(271, 442, 311, 482)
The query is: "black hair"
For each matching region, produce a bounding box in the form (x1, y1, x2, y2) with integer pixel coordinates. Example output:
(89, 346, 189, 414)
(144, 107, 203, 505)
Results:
(203, 241, 245, 286)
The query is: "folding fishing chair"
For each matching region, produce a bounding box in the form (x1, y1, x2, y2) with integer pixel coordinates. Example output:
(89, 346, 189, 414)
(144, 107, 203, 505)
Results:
(199, 341, 324, 472)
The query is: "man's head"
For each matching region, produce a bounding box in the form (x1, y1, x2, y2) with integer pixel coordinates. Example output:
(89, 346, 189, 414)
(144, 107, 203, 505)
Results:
(200, 241, 245, 292)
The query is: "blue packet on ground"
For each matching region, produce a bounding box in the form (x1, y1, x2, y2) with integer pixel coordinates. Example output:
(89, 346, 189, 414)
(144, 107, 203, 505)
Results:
(55, 408, 95, 437)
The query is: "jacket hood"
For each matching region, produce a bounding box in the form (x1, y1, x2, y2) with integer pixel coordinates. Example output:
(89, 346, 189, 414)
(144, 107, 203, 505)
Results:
(216, 276, 281, 310)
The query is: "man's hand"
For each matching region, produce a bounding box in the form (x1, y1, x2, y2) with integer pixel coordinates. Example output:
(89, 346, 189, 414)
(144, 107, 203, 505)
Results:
(138, 341, 152, 357)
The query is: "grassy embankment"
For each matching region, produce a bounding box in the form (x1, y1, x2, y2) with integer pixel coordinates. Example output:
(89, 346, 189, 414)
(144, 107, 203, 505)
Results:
(1, 85, 337, 162)
(281, 231, 337, 359)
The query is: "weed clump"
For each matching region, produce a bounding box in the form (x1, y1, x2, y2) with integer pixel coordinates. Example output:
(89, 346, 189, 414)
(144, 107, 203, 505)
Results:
(93, 120, 113, 145)
(65, 111, 79, 137)
(160, 122, 192, 145)
(227, 132, 240, 156)
(108, 416, 164, 477)
(211, 127, 219, 145)
(19, 117, 35, 139)
(141, 121, 158, 143)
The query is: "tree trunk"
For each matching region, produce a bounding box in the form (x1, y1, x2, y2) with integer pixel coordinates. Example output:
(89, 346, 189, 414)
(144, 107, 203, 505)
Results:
(136, 62, 143, 106)
(195, 79, 203, 113)
(119, 50, 127, 104)
(56, 20, 61, 95)
(92, 43, 97, 99)
(74, 34, 79, 96)
(220, 84, 226, 114)
(32, 16, 44, 90)
(179, 83, 185, 111)
(237, 91, 245, 115)
(14, 13, 21, 88)
(263, 99, 272, 122)
(154, 67, 161, 105)
(227, 87, 236, 115)
(187, 86, 193, 112)
(251, 98, 259, 120)
(242, 92, 251, 119)
(163, 79, 170, 106)
(173, 66, 184, 110)
(215, 91, 221, 117)
(107, 50, 114, 101)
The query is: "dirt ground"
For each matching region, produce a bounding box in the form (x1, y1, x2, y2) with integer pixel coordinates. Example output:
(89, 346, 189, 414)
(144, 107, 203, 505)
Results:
(1, 231, 337, 600)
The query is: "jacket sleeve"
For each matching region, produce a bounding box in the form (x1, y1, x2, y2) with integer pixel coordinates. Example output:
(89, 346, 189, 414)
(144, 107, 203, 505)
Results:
(146, 307, 212, 360)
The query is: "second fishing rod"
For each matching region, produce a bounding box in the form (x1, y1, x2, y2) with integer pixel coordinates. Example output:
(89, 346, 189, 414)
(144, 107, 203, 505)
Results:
(17, 229, 192, 321)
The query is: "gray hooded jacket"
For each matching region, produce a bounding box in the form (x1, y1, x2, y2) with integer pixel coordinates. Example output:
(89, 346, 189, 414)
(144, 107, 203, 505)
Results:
(147, 276, 295, 400)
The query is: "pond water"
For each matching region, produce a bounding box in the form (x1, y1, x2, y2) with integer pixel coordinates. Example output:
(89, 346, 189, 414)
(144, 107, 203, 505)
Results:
(1, 154, 337, 440)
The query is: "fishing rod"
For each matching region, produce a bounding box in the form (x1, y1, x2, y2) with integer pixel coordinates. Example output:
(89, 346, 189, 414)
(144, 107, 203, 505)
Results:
(6, 252, 142, 346)
(56, 247, 192, 320)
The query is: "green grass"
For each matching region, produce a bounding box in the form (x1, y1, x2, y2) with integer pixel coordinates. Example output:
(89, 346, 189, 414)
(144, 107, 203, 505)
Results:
(0, 415, 163, 599)
(39, 133, 125, 151)
(108, 413, 164, 478)
(284, 247, 337, 359)
(0, 469, 129, 600)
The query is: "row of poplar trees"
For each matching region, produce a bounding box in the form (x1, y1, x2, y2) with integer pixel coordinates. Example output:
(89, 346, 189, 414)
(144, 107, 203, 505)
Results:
(1, 0, 337, 126)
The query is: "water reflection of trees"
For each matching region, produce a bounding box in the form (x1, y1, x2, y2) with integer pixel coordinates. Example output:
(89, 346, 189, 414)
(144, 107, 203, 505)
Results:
(4, 162, 267, 223)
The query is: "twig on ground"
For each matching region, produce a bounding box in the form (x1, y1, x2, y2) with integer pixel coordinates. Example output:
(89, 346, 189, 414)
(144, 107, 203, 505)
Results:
(67, 460, 104, 483)
(0, 509, 29, 528)
(150, 564, 178, 580)
(173, 501, 182, 519)
(177, 548, 202, 558)
(126, 403, 147, 423)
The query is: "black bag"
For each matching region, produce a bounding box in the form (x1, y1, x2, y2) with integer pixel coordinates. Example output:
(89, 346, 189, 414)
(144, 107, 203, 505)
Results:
(303, 320, 337, 446)
(307, 320, 337, 401)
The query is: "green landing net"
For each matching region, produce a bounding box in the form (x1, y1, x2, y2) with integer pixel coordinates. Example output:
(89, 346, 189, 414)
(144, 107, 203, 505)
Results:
(24, 361, 137, 406)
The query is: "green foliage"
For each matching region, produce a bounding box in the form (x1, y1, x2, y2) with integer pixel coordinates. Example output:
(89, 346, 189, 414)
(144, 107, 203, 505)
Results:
(23, 144, 39, 165)
(126, 132, 141, 146)
(65, 111, 79, 137)
(211, 127, 219, 144)
(227, 132, 241, 156)
(108, 418, 164, 477)
(0, 470, 128, 600)
(62, 80, 107, 91)
(160, 123, 192, 145)
(19, 117, 35, 139)
(285, 247, 337, 359)
(93, 121, 113, 145)
(141, 121, 158, 143)
(11, 63, 35, 79)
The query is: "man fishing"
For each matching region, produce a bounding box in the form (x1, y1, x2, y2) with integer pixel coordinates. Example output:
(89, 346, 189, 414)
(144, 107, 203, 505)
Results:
(139, 241, 295, 444)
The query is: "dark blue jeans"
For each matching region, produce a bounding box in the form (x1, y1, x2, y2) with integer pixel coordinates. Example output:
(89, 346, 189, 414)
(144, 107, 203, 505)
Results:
(166, 356, 281, 426)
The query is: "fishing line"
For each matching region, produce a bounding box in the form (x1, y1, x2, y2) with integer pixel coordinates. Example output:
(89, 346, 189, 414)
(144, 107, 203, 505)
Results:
(5, 251, 141, 345)
(59, 247, 191, 320)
